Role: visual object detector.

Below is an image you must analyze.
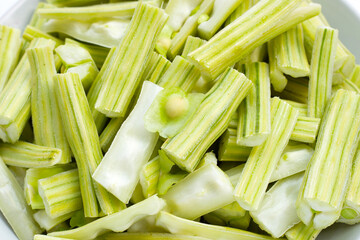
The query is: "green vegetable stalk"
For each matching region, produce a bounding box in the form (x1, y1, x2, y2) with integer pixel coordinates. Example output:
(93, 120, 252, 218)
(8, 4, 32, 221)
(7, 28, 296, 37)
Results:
(95, 3, 168, 117)
(162, 68, 253, 172)
(297, 89, 360, 230)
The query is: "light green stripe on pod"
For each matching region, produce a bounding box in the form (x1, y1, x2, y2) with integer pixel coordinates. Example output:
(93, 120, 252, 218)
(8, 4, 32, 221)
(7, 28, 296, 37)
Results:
(234, 98, 299, 211)
(237, 62, 271, 147)
(290, 116, 320, 144)
(307, 27, 338, 119)
(225, 0, 260, 26)
(0, 141, 62, 168)
(23, 26, 64, 47)
(140, 156, 160, 198)
(197, 0, 244, 40)
(167, 0, 214, 60)
(162, 68, 253, 172)
(218, 128, 251, 162)
(95, 3, 168, 118)
(28, 45, 72, 164)
(296, 89, 360, 230)
(0, 25, 21, 92)
(0, 38, 55, 143)
(277, 77, 308, 104)
(188, 0, 320, 80)
(285, 222, 321, 240)
(273, 24, 310, 78)
(25, 165, 74, 210)
(38, 169, 82, 218)
(181, 36, 207, 59)
(302, 13, 355, 85)
(268, 39, 287, 92)
(54, 73, 125, 217)
(157, 56, 201, 92)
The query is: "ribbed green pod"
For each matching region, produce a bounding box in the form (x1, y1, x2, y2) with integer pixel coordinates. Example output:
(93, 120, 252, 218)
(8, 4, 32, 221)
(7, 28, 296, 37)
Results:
(143, 52, 171, 83)
(285, 222, 321, 240)
(23, 26, 64, 47)
(37, 1, 157, 21)
(29, 2, 53, 29)
(38, 169, 82, 218)
(167, 0, 214, 60)
(157, 56, 201, 92)
(188, 0, 320, 80)
(197, 0, 244, 40)
(99, 117, 125, 153)
(162, 68, 253, 172)
(283, 100, 308, 116)
(307, 27, 338, 119)
(54, 73, 124, 217)
(302, 13, 355, 84)
(28, 45, 72, 164)
(25, 165, 74, 210)
(278, 77, 308, 104)
(0, 141, 62, 168)
(95, 3, 168, 117)
(86, 47, 117, 133)
(268, 39, 287, 92)
(225, 0, 259, 25)
(181, 36, 206, 59)
(350, 65, 360, 89)
(339, 143, 360, 224)
(0, 38, 54, 143)
(237, 62, 271, 147)
(218, 128, 252, 162)
(234, 98, 299, 211)
(296, 89, 360, 230)
(290, 116, 320, 143)
(33, 210, 73, 232)
(140, 156, 160, 198)
(332, 78, 360, 95)
(0, 100, 30, 143)
(0, 25, 21, 92)
(273, 24, 310, 78)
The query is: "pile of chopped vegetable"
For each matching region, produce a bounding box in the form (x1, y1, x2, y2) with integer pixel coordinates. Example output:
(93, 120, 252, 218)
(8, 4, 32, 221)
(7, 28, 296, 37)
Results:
(1, 0, 360, 239)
